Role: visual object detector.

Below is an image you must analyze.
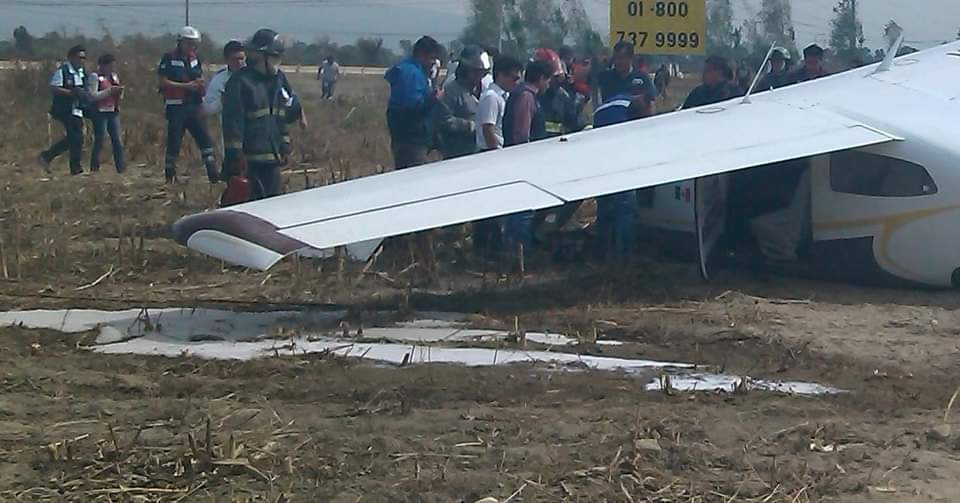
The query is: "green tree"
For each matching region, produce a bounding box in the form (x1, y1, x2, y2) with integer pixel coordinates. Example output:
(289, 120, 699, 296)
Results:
(13, 25, 34, 57)
(829, 0, 865, 64)
(706, 0, 736, 58)
(461, 0, 506, 50)
(459, 0, 600, 57)
(759, 0, 797, 56)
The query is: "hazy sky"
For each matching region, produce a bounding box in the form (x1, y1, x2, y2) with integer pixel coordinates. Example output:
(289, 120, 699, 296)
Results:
(1, 0, 957, 50)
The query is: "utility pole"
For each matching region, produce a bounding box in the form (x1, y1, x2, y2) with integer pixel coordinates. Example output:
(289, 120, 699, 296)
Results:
(849, 0, 857, 53)
(497, 1, 504, 53)
(185, 0, 190, 25)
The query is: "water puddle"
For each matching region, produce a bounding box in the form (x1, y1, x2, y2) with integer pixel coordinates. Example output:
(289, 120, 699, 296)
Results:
(0, 309, 840, 396)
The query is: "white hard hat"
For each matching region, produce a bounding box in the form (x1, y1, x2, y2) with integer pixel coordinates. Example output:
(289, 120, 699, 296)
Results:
(178, 26, 201, 42)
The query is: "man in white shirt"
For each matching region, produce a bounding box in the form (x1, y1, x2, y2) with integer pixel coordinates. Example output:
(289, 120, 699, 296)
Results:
(475, 55, 522, 151)
(472, 55, 523, 258)
(203, 40, 246, 117)
(318, 56, 341, 99)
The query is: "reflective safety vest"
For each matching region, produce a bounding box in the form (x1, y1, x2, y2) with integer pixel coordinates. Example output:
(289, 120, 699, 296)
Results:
(95, 73, 121, 113)
(158, 50, 204, 106)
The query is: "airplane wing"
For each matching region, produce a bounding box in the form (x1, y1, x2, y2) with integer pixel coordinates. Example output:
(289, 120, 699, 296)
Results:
(173, 90, 900, 270)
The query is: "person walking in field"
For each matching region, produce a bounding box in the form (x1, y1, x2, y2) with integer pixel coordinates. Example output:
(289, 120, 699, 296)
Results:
(221, 28, 299, 203)
(319, 56, 340, 100)
(158, 26, 219, 184)
(86, 54, 126, 173)
(39, 45, 88, 175)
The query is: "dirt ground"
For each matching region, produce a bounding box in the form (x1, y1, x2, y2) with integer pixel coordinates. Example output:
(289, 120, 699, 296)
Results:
(1, 71, 960, 502)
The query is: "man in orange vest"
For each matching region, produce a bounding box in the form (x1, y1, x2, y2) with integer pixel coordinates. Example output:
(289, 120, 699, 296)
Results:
(157, 26, 219, 184)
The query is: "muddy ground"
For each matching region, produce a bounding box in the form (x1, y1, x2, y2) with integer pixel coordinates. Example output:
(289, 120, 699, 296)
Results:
(0, 72, 959, 501)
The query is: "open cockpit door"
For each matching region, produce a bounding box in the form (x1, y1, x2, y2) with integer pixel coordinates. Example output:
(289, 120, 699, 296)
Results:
(694, 175, 729, 280)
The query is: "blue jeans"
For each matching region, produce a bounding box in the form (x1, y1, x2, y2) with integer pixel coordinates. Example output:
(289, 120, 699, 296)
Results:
(91, 112, 125, 173)
(503, 211, 534, 253)
(596, 191, 638, 259)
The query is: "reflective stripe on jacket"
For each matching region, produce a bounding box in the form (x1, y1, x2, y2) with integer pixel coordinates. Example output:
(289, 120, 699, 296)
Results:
(222, 67, 294, 166)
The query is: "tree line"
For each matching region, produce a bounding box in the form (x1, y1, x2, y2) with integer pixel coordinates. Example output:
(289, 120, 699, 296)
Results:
(3, 1, 957, 67)
(0, 25, 400, 66)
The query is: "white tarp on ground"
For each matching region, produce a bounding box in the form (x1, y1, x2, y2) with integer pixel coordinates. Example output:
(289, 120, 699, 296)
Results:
(0, 309, 840, 395)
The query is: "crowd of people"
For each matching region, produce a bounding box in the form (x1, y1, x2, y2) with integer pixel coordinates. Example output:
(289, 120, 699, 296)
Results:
(37, 27, 834, 263)
(38, 26, 307, 204)
(382, 36, 832, 262)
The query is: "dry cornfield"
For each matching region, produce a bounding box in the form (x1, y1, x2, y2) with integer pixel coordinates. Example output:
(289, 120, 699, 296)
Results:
(1, 59, 960, 502)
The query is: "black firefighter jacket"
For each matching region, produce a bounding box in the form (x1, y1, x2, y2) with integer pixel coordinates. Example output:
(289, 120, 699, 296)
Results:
(222, 66, 294, 165)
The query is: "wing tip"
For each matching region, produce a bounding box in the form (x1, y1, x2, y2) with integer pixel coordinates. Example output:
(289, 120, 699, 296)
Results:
(172, 210, 308, 269)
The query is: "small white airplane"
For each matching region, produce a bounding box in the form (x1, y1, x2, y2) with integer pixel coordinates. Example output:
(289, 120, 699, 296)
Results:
(173, 37, 960, 288)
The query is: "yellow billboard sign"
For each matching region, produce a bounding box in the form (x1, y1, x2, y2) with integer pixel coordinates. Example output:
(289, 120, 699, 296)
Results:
(609, 0, 706, 55)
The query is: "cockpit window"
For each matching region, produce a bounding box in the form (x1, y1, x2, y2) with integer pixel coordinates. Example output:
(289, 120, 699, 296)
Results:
(830, 151, 938, 197)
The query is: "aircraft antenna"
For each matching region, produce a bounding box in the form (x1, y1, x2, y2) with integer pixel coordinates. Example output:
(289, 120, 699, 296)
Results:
(741, 42, 777, 105)
(875, 23, 905, 73)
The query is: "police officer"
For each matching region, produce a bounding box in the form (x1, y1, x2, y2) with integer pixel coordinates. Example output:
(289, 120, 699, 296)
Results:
(158, 26, 219, 183)
(756, 47, 793, 91)
(39, 45, 87, 175)
(435, 45, 490, 159)
(221, 28, 298, 202)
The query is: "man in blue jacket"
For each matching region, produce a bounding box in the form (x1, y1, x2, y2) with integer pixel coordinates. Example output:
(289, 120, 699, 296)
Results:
(385, 36, 443, 170)
(591, 85, 654, 260)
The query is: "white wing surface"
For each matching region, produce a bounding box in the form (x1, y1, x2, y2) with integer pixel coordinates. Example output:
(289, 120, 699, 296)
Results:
(174, 40, 958, 269)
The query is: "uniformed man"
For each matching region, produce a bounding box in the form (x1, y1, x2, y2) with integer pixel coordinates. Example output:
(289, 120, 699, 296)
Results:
(221, 28, 298, 203)
(434, 45, 490, 159)
(535, 48, 587, 137)
(682, 56, 742, 109)
(158, 26, 219, 183)
(756, 47, 793, 91)
(39, 45, 87, 175)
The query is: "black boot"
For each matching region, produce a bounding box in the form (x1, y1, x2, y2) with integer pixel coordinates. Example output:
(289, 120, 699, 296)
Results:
(204, 157, 221, 184)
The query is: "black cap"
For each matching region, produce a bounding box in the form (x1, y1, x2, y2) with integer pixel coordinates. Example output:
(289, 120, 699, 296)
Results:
(803, 43, 825, 58)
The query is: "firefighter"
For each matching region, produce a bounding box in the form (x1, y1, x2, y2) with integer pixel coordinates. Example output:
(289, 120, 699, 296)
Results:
(534, 48, 584, 137)
(158, 26, 219, 184)
(221, 28, 297, 203)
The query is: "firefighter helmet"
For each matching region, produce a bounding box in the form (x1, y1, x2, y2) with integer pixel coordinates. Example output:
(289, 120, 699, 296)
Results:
(248, 28, 285, 56)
